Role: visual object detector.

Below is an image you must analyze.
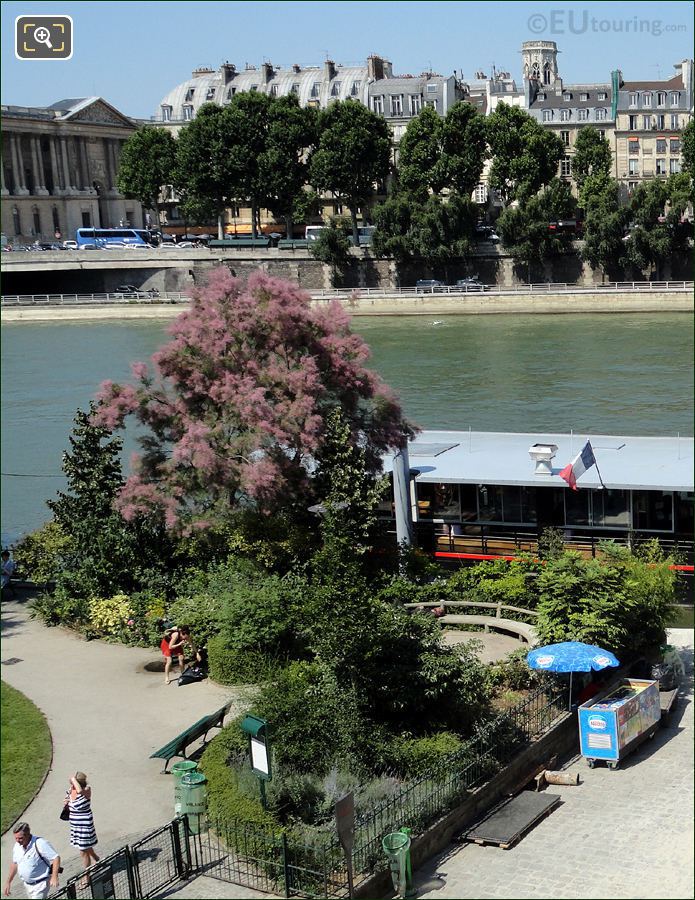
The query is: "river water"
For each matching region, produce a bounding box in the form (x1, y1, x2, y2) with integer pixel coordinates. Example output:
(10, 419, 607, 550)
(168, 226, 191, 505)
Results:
(1, 312, 692, 543)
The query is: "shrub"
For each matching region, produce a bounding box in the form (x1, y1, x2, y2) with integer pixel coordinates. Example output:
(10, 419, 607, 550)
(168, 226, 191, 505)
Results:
(386, 731, 465, 777)
(13, 522, 71, 587)
(30, 585, 90, 628)
(208, 634, 285, 685)
(87, 593, 131, 638)
(488, 647, 540, 692)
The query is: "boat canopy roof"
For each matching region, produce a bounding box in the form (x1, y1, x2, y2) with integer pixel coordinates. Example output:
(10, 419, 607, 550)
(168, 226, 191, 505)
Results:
(383, 431, 694, 493)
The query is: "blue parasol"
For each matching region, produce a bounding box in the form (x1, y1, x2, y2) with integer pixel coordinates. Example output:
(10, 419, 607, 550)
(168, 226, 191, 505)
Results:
(527, 641, 620, 709)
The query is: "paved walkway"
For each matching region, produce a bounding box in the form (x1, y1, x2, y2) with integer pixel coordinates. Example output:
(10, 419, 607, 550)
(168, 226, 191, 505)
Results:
(0, 591, 251, 895)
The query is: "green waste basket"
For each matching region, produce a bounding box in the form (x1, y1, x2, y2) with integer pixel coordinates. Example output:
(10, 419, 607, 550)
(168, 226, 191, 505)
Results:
(171, 761, 198, 816)
(382, 831, 411, 899)
(180, 771, 207, 835)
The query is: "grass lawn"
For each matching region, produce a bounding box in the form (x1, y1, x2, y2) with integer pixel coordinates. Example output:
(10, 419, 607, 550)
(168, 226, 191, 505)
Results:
(1, 681, 52, 833)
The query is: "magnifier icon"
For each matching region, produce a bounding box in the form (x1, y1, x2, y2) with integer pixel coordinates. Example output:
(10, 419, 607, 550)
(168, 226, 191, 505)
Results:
(33, 26, 53, 48)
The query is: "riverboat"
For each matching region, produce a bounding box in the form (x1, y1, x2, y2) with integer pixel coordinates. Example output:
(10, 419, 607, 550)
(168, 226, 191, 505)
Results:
(382, 430, 694, 574)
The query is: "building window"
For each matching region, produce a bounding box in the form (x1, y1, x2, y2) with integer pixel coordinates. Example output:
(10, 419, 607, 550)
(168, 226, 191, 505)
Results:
(160, 106, 172, 121)
(409, 94, 422, 115)
(32, 208, 41, 235)
(185, 88, 195, 102)
(372, 95, 384, 114)
(183, 105, 193, 120)
(656, 114, 665, 129)
(628, 115, 638, 130)
(310, 82, 321, 98)
(226, 88, 236, 100)
(537, 92, 546, 101)
(670, 91, 680, 106)
(52, 207, 60, 232)
(577, 109, 589, 121)
(656, 138, 667, 153)
(597, 91, 607, 101)
(560, 156, 572, 176)
(206, 87, 216, 100)
(425, 99, 438, 111)
(426, 83, 437, 94)
(390, 94, 403, 116)
(542, 109, 552, 122)
(81, 211, 91, 227)
(595, 108, 606, 121)
(657, 92, 666, 106)
(474, 183, 487, 204)
(629, 139, 639, 154)
(670, 158, 681, 174)
(580, 92, 589, 101)
(670, 114, 679, 129)
(12, 206, 21, 235)
(593, 489, 630, 527)
(250, 84, 259, 92)
(632, 491, 673, 532)
(290, 82, 300, 95)
(642, 92, 652, 107)
(270, 84, 278, 97)
(563, 91, 572, 101)
(560, 130, 570, 146)
(656, 158, 667, 175)
(628, 159, 639, 175)
(670, 138, 681, 153)
(330, 81, 341, 96)
(627, 180, 638, 194)
(628, 92, 638, 107)
(560, 109, 571, 121)
(350, 80, 361, 96)
(643, 115, 652, 130)
(598, 129, 606, 140)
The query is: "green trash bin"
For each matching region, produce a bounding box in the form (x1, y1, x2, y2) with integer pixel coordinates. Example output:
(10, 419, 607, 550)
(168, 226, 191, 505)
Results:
(382, 831, 411, 899)
(171, 761, 198, 816)
(180, 771, 207, 835)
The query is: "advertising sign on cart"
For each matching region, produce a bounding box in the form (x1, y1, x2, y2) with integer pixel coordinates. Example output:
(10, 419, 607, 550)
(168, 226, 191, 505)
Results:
(579, 679, 660, 768)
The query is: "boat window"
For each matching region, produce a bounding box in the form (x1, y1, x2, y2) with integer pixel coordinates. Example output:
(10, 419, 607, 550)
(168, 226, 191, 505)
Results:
(478, 484, 503, 522)
(675, 491, 694, 536)
(593, 489, 630, 527)
(430, 483, 461, 519)
(632, 491, 674, 532)
(565, 490, 590, 526)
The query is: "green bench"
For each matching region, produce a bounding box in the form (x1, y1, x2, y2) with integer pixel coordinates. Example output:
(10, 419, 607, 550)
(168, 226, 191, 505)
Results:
(278, 239, 309, 250)
(150, 701, 233, 773)
(208, 238, 270, 249)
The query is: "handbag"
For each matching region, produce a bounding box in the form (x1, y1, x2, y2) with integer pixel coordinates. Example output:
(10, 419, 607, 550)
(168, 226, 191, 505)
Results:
(59, 801, 70, 821)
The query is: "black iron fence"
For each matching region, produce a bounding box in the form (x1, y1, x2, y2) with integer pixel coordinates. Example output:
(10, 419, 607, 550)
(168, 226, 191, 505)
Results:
(49, 818, 190, 899)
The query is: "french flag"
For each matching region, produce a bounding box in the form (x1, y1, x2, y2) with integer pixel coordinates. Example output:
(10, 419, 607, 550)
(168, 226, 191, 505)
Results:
(559, 441, 596, 491)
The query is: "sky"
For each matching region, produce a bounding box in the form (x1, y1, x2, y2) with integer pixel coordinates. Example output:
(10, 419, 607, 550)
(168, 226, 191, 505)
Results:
(1, 0, 692, 119)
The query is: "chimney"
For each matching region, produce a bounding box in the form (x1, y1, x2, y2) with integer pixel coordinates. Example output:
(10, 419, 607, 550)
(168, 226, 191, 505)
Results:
(292, 64, 301, 74)
(529, 443, 558, 476)
(220, 62, 236, 84)
(262, 62, 274, 84)
(324, 59, 337, 81)
(368, 55, 385, 81)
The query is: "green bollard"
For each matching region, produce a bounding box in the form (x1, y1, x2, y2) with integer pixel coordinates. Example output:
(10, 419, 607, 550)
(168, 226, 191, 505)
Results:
(171, 761, 198, 816)
(180, 771, 207, 835)
(382, 831, 411, 899)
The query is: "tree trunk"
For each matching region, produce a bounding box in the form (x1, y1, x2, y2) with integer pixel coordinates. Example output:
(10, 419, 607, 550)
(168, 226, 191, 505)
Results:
(217, 213, 224, 241)
(285, 215, 293, 240)
(349, 207, 359, 247)
(251, 199, 258, 239)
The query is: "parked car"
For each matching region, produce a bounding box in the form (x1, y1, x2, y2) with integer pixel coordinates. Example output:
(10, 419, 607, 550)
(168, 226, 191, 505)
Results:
(415, 279, 446, 293)
(455, 277, 486, 292)
(113, 284, 159, 299)
(62, 240, 78, 250)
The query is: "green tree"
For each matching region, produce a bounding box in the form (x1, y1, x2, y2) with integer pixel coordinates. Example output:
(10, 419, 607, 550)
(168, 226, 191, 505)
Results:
(307, 217, 352, 286)
(223, 91, 273, 239)
(309, 100, 391, 244)
(581, 176, 628, 281)
(262, 95, 317, 238)
(486, 103, 565, 204)
(174, 103, 235, 239)
(681, 118, 694, 178)
(623, 179, 688, 278)
(48, 405, 171, 599)
(571, 127, 613, 209)
(496, 178, 576, 281)
(371, 193, 416, 263)
(440, 101, 488, 197)
(117, 126, 176, 231)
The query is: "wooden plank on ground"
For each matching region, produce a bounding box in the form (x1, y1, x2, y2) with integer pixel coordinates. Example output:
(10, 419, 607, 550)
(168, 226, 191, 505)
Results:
(462, 791, 561, 850)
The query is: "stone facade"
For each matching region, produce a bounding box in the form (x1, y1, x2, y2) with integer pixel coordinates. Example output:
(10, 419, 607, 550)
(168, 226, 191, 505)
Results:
(1, 97, 144, 246)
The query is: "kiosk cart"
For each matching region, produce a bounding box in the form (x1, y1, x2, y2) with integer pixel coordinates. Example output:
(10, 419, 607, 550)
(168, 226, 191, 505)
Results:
(579, 678, 660, 769)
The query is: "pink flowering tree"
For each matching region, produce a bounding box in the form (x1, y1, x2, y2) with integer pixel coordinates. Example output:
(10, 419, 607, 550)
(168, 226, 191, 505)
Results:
(94, 269, 414, 531)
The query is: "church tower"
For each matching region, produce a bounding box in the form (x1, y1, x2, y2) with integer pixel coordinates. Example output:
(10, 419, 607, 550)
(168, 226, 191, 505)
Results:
(522, 40, 561, 93)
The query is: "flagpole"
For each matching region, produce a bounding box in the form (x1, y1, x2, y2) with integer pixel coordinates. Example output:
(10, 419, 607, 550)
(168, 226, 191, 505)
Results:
(593, 456, 606, 490)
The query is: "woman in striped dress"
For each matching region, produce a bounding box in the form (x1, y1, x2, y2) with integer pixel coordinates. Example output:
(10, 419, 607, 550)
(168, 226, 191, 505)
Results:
(67, 773, 99, 880)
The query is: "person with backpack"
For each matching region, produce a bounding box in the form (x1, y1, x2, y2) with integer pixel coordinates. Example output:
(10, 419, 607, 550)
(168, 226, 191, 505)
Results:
(4, 822, 60, 898)
(161, 624, 195, 685)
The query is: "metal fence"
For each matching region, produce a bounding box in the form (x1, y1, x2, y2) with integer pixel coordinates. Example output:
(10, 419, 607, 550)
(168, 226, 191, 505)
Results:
(49, 818, 190, 899)
(1, 281, 693, 307)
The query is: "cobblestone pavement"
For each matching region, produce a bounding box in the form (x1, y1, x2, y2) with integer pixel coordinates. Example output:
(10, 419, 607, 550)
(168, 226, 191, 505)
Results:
(411, 630, 694, 900)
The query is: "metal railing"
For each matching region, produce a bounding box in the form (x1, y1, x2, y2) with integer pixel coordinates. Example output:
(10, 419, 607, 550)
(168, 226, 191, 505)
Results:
(1, 281, 693, 308)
